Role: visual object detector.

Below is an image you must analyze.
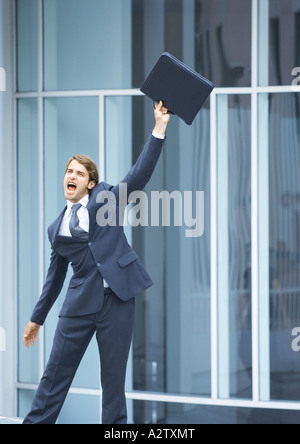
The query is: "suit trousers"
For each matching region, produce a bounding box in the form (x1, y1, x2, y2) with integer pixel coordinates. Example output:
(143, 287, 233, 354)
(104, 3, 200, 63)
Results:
(23, 289, 135, 425)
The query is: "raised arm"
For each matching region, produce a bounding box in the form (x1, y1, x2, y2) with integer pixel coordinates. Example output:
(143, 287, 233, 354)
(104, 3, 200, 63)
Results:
(110, 101, 171, 200)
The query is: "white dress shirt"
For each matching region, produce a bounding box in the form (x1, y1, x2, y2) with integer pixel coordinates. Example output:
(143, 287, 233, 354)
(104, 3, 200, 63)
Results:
(59, 194, 90, 237)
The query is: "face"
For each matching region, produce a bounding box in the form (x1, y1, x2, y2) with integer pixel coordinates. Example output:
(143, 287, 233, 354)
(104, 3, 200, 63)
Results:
(64, 160, 96, 203)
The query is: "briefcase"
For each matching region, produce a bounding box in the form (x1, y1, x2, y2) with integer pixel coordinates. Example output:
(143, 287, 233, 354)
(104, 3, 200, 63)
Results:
(141, 52, 214, 125)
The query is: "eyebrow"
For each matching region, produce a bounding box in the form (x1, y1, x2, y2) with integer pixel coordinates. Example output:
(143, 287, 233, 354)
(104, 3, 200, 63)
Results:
(66, 168, 86, 176)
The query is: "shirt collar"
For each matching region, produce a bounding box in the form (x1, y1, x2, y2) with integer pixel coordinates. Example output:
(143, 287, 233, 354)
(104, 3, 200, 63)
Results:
(66, 194, 89, 211)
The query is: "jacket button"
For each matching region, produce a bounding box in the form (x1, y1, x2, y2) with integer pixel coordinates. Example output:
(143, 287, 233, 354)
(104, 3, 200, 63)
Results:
(97, 263, 101, 267)
(88, 242, 92, 246)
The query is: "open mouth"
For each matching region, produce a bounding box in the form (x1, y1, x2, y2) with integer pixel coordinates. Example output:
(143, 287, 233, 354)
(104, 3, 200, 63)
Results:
(67, 182, 77, 193)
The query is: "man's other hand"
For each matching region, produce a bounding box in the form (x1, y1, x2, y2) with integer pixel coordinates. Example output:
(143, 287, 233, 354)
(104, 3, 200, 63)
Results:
(23, 322, 41, 349)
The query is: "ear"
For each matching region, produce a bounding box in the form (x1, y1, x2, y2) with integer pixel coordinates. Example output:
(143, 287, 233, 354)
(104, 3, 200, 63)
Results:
(88, 181, 96, 190)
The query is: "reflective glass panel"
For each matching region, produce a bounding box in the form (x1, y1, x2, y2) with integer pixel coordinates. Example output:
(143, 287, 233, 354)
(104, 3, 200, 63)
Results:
(58, 394, 100, 424)
(195, 0, 252, 87)
(16, 0, 38, 92)
(133, 400, 300, 424)
(18, 389, 36, 419)
(216, 95, 252, 399)
(269, 0, 300, 86)
(269, 93, 300, 400)
(43, 0, 132, 91)
(130, 98, 211, 397)
(132, 0, 252, 89)
(17, 99, 40, 383)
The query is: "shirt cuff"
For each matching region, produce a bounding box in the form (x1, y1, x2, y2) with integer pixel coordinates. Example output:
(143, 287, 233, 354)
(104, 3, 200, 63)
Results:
(152, 130, 165, 140)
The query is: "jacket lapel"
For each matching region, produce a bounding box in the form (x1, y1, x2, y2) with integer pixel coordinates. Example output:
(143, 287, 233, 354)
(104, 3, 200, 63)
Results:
(48, 207, 67, 245)
(87, 182, 108, 235)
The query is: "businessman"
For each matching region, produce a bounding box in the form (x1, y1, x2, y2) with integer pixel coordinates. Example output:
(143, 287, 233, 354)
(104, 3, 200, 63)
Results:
(23, 101, 170, 424)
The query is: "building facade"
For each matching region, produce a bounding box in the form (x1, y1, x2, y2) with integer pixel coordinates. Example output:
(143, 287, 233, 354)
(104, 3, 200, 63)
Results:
(0, 0, 300, 423)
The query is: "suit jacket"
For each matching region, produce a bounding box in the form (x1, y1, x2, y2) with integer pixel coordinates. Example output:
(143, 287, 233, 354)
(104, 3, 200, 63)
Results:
(30, 134, 165, 326)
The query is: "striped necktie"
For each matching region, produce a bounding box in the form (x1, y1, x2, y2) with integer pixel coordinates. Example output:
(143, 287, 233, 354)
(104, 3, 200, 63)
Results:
(69, 203, 89, 240)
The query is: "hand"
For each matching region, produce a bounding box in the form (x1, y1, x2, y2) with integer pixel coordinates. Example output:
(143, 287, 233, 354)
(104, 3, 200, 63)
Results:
(23, 322, 41, 349)
(154, 101, 171, 137)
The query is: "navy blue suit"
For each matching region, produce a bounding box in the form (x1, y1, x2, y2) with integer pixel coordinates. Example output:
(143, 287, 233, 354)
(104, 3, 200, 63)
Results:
(23, 134, 165, 424)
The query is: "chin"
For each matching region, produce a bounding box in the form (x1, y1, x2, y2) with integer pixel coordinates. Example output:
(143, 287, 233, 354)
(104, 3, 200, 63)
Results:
(65, 191, 77, 202)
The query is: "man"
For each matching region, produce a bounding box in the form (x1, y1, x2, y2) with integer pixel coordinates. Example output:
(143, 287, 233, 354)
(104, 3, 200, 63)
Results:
(23, 101, 170, 424)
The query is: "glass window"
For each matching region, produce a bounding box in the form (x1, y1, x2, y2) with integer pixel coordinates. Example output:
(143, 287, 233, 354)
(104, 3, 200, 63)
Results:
(133, 0, 251, 89)
(195, 0, 252, 87)
(228, 96, 252, 399)
(133, 400, 300, 424)
(105, 96, 133, 187)
(18, 390, 36, 419)
(259, 0, 300, 86)
(268, 93, 300, 401)
(216, 95, 252, 399)
(269, 0, 300, 86)
(58, 394, 100, 424)
(16, 0, 38, 92)
(17, 99, 40, 384)
(131, 99, 211, 399)
(43, 0, 132, 91)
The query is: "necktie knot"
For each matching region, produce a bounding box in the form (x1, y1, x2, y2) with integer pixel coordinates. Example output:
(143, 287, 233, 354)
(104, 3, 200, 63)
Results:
(71, 203, 82, 214)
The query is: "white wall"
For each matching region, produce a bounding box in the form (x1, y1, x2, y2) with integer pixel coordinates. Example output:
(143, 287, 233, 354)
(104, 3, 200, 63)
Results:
(0, 0, 16, 417)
